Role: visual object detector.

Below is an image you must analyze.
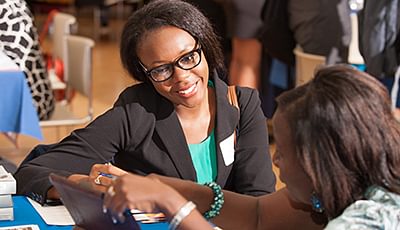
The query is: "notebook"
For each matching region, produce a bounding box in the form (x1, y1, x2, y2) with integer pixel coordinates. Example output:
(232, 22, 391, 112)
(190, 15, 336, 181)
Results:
(49, 173, 140, 230)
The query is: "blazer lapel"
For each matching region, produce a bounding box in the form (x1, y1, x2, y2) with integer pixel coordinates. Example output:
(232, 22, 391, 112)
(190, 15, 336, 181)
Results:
(154, 97, 197, 181)
(213, 76, 240, 186)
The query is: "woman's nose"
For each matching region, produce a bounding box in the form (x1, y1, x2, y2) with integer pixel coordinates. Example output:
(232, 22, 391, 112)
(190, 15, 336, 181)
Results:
(171, 66, 190, 82)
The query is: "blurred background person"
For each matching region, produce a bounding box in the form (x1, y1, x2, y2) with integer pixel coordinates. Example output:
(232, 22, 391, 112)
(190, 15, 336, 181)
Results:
(187, 0, 265, 90)
(224, 0, 265, 89)
(288, 0, 351, 64)
(357, 0, 400, 120)
(260, 0, 351, 120)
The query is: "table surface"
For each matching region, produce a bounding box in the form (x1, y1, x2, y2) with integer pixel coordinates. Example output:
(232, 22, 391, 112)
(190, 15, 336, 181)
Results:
(0, 196, 168, 230)
(0, 71, 42, 140)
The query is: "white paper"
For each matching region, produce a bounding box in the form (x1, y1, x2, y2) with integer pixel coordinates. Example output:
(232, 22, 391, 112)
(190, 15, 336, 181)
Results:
(219, 133, 235, 166)
(0, 224, 40, 230)
(27, 198, 75, 226)
(0, 51, 19, 71)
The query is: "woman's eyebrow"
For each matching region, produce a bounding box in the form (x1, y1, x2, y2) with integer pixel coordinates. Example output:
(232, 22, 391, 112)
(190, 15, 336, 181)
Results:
(147, 43, 197, 66)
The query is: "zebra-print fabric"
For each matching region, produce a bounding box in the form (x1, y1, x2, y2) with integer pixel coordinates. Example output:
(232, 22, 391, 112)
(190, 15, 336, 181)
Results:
(0, 0, 54, 120)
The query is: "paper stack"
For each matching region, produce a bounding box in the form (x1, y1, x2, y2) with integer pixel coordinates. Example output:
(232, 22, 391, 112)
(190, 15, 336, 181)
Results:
(0, 165, 16, 221)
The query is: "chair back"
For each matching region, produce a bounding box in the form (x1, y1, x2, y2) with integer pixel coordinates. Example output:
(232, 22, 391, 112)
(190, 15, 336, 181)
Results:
(293, 46, 326, 86)
(53, 12, 76, 62)
(40, 35, 95, 128)
(64, 35, 94, 99)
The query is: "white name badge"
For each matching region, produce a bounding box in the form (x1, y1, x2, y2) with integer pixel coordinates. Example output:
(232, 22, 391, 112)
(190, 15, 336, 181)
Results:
(219, 133, 235, 166)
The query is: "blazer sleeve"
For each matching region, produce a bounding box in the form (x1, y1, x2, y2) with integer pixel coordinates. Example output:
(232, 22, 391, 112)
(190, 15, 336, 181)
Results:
(14, 104, 152, 204)
(227, 88, 276, 195)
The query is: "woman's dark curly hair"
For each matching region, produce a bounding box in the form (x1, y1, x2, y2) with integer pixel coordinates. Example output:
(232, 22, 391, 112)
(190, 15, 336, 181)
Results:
(120, 0, 226, 83)
(276, 65, 400, 219)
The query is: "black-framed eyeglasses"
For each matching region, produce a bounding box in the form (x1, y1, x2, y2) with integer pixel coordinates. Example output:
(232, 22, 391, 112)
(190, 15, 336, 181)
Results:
(139, 42, 202, 82)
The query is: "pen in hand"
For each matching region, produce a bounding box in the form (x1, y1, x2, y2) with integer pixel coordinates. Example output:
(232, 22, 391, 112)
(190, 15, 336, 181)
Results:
(101, 162, 118, 179)
(98, 171, 117, 180)
(94, 162, 117, 185)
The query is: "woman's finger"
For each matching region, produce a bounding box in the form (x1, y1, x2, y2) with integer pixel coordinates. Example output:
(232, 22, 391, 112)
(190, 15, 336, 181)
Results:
(104, 183, 128, 215)
(104, 163, 128, 176)
(90, 164, 127, 185)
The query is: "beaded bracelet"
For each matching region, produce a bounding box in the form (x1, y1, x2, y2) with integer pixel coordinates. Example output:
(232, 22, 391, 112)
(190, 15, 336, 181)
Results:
(169, 201, 196, 230)
(203, 182, 224, 219)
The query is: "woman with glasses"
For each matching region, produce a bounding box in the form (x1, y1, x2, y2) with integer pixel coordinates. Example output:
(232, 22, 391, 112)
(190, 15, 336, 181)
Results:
(15, 0, 276, 206)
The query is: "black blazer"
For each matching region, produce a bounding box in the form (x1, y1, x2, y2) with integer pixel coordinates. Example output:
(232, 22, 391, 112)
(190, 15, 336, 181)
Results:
(15, 73, 276, 204)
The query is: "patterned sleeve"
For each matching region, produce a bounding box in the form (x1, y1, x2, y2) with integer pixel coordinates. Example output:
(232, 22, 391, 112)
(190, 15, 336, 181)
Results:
(0, 0, 55, 120)
(325, 199, 400, 230)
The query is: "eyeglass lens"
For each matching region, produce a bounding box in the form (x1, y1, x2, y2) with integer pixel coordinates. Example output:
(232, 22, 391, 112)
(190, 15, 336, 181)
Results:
(149, 48, 201, 82)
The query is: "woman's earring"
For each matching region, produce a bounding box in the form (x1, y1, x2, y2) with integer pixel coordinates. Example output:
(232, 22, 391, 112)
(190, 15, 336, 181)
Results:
(310, 192, 324, 213)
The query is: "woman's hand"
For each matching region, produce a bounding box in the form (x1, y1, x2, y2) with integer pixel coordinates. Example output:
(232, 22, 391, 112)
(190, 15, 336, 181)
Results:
(47, 174, 90, 199)
(103, 173, 187, 221)
(66, 164, 128, 195)
(47, 164, 127, 201)
(87, 163, 128, 193)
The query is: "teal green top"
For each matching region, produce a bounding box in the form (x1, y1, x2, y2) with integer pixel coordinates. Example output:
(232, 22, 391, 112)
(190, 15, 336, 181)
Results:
(325, 185, 400, 229)
(187, 79, 217, 184)
(188, 130, 217, 184)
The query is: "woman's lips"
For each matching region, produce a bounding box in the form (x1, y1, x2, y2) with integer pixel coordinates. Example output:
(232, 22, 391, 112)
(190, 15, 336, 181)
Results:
(177, 81, 198, 97)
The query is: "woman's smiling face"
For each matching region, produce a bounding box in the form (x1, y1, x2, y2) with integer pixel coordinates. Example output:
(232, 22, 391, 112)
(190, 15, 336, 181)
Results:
(137, 26, 209, 109)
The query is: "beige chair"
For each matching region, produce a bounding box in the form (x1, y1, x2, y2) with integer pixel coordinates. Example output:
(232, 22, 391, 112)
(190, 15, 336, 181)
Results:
(293, 46, 326, 87)
(49, 12, 77, 90)
(40, 35, 95, 127)
(52, 12, 77, 62)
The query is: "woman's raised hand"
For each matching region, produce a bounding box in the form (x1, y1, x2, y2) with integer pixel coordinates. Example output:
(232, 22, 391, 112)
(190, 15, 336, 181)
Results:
(103, 173, 187, 222)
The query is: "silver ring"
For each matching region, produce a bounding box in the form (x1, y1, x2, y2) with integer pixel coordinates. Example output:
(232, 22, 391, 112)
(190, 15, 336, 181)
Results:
(94, 174, 103, 185)
(107, 186, 115, 197)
